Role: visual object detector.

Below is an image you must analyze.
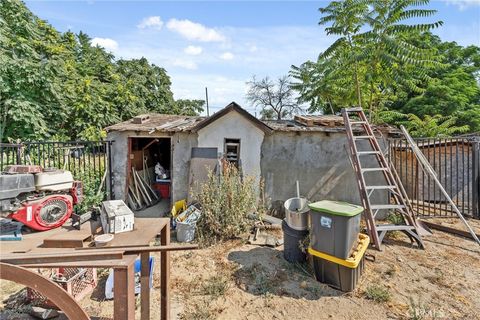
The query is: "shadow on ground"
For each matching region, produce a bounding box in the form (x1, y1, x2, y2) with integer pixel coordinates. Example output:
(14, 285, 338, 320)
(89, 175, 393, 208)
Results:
(227, 246, 343, 301)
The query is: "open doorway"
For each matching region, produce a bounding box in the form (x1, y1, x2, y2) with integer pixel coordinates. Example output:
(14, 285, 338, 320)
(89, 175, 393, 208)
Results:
(128, 137, 171, 216)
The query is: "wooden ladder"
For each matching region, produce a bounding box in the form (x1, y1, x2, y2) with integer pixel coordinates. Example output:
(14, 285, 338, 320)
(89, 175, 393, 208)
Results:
(342, 107, 425, 250)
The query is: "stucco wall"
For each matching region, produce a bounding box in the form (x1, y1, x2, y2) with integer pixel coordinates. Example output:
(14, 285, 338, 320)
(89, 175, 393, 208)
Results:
(171, 132, 198, 202)
(261, 131, 388, 216)
(197, 111, 265, 178)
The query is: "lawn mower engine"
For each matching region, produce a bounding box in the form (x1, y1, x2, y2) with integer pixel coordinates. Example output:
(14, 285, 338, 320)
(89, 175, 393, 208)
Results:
(0, 165, 83, 231)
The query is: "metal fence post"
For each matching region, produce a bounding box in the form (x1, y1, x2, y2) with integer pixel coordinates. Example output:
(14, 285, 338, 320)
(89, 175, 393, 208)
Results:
(16, 144, 22, 165)
(107, 141, 114, 200)
(472, 139, 480, 219)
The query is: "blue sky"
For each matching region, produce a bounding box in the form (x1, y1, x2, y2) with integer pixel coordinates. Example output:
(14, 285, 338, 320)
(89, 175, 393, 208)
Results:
(25, 0, 480, 114)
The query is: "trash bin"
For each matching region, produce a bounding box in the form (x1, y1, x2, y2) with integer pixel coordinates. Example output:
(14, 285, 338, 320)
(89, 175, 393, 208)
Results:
(177, 221, 196, 242)
(282, 219, 308, 263)
(309, 233, 369, 292)
(308, 200, 363, 259)
(284, 197, 310, 231)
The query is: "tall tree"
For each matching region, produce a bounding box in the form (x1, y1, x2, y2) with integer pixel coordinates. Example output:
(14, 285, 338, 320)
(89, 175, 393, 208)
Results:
(0, 0, 66, 141)
(317, 0, 369, 108)
(0, 0, 202, 142)
(293, 0, 443, 119)
(246, 75, 300, 120)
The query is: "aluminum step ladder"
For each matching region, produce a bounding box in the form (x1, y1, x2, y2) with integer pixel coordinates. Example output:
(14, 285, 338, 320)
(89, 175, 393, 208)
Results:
(342, 107, 426, 250)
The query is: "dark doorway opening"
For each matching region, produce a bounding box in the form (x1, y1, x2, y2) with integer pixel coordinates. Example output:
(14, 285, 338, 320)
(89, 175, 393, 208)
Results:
(128, 137, 171, 216)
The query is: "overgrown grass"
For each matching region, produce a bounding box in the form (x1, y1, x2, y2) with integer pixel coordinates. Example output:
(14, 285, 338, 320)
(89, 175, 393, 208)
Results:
(409, 298, 442, 320)
(179, 300, 214, 320)
(364, 285, 391, 303)
(200, 275, 229, 298)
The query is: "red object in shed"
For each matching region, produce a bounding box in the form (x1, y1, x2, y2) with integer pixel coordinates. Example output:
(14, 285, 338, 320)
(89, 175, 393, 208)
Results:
(153, 182, 170, 199)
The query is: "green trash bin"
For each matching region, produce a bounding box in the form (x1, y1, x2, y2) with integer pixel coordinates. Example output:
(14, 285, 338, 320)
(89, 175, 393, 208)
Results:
(308, 200, 363, 259)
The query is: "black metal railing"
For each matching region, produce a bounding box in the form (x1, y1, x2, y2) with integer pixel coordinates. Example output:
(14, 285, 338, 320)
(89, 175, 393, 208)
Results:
(0, 141, 113, 200)
(388, 137, 480, 219)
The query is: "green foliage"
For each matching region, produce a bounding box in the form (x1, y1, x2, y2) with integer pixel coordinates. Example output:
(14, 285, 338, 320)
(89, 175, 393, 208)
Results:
(401, 114, 470, 138)
(365, 285, 391, 303)
(0, 0, 202, 142)
(194, 164, 258, 245)
(292, 0, 479, 136)
(174, 99, 205, 116)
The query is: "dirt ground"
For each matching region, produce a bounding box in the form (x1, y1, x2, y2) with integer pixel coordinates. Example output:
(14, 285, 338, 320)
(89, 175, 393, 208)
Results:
(1, 217, 479, 320)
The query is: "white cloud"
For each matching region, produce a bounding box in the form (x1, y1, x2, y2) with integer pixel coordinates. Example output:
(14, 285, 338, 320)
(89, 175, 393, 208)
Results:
(91, 37, 118, 51)
(445, 0, 480, 10)
(249, 45, 258, 53)
(220, 52, 234, 60)
(137, 16, 164, 30)
(166, 19, 226, 42)
(172, 59, 197, 70)
(184, 45, 203, 55)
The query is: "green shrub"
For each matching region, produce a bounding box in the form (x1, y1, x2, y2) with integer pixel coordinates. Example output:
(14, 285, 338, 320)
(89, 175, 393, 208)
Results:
(365, 285, 391, 303)
(195, 164, 258, 245)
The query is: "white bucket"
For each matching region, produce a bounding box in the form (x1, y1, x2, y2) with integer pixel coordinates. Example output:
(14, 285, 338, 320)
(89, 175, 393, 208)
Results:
(176, 222, 196, 243)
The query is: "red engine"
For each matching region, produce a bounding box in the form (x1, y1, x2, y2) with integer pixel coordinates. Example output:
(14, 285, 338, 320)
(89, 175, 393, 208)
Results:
(0, 165, 83, 231)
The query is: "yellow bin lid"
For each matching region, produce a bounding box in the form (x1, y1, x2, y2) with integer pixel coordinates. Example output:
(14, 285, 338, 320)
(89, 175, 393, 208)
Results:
(308, 233, 370, 268)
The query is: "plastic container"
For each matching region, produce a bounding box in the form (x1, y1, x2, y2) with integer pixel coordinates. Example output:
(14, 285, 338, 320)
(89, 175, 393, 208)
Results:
(309, 200, 363, 259)
(284, 197, 310, 231)
(282, 219, 308, 263)
(153, 182, 170, 198)
(177, 222, 196, 242)
(94, 234, 114, 247)
(309, 234, 369, 292)
(105, 257, 154, 299)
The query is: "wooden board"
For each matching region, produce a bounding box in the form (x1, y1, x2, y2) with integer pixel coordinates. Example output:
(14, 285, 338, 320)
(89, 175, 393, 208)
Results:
(294, 115, 344, 127)
(43, 233, 92, 248)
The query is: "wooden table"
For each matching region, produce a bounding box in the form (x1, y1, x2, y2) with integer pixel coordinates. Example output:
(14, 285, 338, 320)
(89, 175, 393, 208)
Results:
(1, 217, 171, 320)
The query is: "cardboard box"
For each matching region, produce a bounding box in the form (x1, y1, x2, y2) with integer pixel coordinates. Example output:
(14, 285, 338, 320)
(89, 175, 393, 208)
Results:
(100, 200, 134, 234)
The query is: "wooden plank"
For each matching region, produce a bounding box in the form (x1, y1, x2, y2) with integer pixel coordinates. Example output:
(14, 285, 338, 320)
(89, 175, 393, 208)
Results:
(1, 250, 124, 265)
(19, 257, 134, 269)
(421, 221, 480, 241)
(43, 234, 92, 248)
(294, 115, 313, 127)
(160, 223, 171, 320)
(114, 256, 136, 320)
(76, 244, 198, 252)
(140, 252, 150, 320)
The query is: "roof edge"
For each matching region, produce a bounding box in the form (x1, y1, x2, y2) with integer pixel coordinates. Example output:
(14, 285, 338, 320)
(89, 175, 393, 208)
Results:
(191, 102, 274, 134)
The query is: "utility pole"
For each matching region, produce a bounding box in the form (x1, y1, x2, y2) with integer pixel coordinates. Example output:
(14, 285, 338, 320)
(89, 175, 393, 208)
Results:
(205, 87, 210, 116)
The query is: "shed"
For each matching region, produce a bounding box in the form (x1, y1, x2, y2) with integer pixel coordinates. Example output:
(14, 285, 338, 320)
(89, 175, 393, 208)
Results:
(106, 102, 390, 216)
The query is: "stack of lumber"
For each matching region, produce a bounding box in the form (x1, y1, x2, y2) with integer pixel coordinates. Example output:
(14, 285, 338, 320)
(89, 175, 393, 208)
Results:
(294, 115, 344, 127)
(127, 167, 159, 210)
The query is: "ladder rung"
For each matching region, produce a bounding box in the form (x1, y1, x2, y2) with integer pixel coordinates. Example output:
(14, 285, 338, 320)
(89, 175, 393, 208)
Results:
(344, 107, 363, 112)
(376, 224, 417, 231)
(350, 121, 367, 124)
(361, 168, 388, 172)
(365, 185, 396, 190)
(357, 151, 380, 155)
(353, 135, 374, 140)
(370, 204, 405, 210)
